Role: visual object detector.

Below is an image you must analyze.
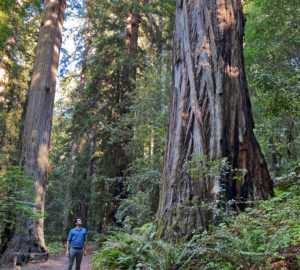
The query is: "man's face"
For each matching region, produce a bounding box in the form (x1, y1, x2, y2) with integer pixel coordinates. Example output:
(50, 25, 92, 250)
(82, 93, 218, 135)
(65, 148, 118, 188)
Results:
(76, 219, 82, 226)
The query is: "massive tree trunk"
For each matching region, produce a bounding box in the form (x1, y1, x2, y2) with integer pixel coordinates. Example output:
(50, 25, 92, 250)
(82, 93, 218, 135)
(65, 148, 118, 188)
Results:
(0, 0, 66, 265)
(156, 0, 273, 240)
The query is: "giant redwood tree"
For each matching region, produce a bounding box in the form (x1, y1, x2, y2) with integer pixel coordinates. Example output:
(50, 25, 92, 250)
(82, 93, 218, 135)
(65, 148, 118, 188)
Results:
(0, 0, 66, 265)
(157, 0, 273, 239)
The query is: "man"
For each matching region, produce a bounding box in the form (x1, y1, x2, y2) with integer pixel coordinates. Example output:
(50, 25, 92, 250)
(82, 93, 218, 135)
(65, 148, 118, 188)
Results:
(66, 217, 87, 270)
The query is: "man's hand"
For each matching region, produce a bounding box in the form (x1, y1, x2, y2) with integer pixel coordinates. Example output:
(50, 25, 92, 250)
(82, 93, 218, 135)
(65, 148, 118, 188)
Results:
(84, 250, 87, 256)
(66, 251, 70, 257)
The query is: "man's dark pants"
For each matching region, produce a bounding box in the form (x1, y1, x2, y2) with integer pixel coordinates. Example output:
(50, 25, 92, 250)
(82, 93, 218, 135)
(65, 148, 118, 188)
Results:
(67, 247, 83, 270)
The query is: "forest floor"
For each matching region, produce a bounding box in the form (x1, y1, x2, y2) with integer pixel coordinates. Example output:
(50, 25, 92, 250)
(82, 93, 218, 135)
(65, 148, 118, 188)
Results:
(17, 243, 97, 270)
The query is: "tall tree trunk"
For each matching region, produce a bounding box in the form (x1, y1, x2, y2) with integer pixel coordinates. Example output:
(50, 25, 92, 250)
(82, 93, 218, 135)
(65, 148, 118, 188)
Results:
(0, 0, 26, 106)
(122, 9, 139, 96)
(113, 9, 139, 178)
(102, 8, 140, 229)
(0, 35, 15, 105)
(63, 20, 91, 232)
(63, 138, 78, 236)
(80, 126, 96, 228)
(0, 14, 19, 154)
(156, 0, 273, 240)
(77, 11, 94, 228)
(0, 0, 66, 265)
(0, 7, 21, 106)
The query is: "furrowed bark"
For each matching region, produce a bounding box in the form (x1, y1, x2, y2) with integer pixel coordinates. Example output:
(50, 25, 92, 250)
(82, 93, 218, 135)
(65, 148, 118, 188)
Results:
(0, 0, 66, 265)
(156, 0, 273, 240)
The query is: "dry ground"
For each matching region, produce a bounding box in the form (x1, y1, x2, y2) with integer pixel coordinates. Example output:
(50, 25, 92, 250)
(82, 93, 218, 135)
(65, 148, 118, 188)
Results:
(16, 244, 97, 270)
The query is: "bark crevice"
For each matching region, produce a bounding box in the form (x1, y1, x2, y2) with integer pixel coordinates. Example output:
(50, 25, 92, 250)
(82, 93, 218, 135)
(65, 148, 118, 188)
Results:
(157, 0, 273, 240)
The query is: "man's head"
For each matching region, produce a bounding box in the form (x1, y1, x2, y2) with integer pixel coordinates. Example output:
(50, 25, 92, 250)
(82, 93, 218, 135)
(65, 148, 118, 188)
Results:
(74, 217, 82, 226)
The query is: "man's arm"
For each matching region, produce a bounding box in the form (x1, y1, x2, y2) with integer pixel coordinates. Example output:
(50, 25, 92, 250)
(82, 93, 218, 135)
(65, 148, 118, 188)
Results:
(84, 241, 87, 256)
(66, 229, 73, 257)
(66, 241, 70, 257)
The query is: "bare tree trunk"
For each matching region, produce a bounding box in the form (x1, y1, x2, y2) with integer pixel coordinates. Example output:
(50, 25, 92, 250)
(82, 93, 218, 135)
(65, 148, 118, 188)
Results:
(156, 0, 273, 240)
(0, 0, 66, 265)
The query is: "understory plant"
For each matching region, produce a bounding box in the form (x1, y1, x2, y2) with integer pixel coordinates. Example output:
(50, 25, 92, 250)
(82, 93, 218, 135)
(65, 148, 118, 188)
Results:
(92, 181, 300, 270)
(0, 164, 37, 232)
(47, 241, 65, 255)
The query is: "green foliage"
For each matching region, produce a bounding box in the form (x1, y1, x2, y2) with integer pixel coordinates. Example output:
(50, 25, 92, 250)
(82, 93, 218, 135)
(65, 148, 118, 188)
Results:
(244, 0, 300, 177)
(184, 154, 247, 182)
(184, 154, 230, 180)
(115, 191, 153, 230)
(0, 162, 37, 233)
(92, 223, 195, 270)
(47, 241, 65, 256)
(0, 0, 41, 50)
(114, 54, 171, 230)
(0, 3, 40, 168)
(92, 183, 300, 269)
(192, 185, 300, 269)
(44, 0, 299, 263)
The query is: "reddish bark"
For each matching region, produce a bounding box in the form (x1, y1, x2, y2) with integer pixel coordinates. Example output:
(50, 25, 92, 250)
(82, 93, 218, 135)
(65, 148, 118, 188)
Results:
(157, 0, 273, 239)
(0, 0, 66, 266)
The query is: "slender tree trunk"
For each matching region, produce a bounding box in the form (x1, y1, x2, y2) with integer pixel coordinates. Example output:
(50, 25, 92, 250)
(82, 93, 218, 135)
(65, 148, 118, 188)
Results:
(113, 9, 139, 177)
(80, 126, 96, 228)
(0, 10, 20, 106)
(0, 0, 26, 106)
(0, 39, 14, 105)
(156, 0, 273, 240)
(0, 0, 66, 265)
(63, 25, 91, 231)
(101, 8, 140, 229)
(77, 11, 94, 228)
(0, 15, 19, 154)
(63, 138, 78, 236)
(122, 10, 139, 96)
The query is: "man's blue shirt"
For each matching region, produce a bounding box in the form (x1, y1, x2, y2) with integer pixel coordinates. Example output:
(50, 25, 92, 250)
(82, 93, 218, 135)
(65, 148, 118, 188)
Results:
(67, 227, 87, 249)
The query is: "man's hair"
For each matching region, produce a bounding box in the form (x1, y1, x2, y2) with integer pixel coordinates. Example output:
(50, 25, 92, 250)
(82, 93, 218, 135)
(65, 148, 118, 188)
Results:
(74, 217, 82, 224)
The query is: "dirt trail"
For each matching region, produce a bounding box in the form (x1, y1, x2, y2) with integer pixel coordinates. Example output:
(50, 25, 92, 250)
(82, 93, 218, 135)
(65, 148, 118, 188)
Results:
(19, 244, 97, 270)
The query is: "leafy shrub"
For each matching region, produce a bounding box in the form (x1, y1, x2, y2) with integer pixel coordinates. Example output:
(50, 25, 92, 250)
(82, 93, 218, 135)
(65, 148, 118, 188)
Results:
(92, 183, 300, 270)
(185, 182, 300, 269)
(92, 223, 197, 270)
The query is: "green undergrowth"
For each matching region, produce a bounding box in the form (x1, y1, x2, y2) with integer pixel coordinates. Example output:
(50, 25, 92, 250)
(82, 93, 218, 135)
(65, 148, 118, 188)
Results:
(92, 181, 300, 270)
(47, 241, 65, 256)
